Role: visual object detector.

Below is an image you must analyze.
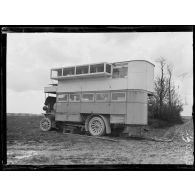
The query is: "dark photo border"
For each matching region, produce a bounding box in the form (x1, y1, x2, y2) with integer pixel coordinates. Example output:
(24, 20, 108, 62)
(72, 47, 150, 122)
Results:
(0, 25, 194, 171)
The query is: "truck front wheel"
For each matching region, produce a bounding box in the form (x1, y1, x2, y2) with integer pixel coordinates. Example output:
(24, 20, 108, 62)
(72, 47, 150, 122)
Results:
(40, 117, 52, 131)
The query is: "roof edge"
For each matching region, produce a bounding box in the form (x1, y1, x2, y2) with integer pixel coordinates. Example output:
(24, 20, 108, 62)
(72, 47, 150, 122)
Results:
(51, 60, 155, 70)
(112, 60, 155, 67)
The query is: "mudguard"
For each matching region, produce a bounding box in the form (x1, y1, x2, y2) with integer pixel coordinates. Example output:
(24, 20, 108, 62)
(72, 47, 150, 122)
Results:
(99, 115, 111, 134)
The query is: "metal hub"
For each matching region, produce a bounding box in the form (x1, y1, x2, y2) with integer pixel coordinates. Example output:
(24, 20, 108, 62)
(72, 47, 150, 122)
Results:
(88, 116, 105, 136)
(40, 117, 52, 131)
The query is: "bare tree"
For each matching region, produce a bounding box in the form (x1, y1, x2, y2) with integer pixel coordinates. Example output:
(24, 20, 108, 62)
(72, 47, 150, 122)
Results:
(155, 57, 167, 118)
(167, 64, 173, 107)
(150, 57, 183, 123)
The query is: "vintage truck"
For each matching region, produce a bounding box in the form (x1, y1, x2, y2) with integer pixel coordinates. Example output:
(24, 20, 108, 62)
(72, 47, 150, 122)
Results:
(40, 60, 154, 136)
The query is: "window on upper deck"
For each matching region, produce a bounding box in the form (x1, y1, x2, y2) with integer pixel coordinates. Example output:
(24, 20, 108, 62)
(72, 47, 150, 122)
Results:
(76, 65, 89, 75)
(90, 63, 104, 73)
(63, 67, 75, 76)
(51, 69, 62, 77)
(112, 67, 128, 78)
(106, 64, 111, 73)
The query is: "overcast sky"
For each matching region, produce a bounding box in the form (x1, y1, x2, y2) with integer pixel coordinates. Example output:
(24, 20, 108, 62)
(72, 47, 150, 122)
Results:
(7, 32, 193, 115)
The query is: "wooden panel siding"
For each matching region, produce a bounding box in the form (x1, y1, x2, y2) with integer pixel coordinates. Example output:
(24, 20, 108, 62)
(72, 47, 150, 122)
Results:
(56, 102, 68, 113)
(68, 102, 81, 114)
(55, 113, 81, 122)
(126, 102, 148, 125)
(127, 90, 147, 103)
(80, 102, 110, 114)
(110, 102, 126, 115)
(110, 114, 125, 124)
(55, 90, 149, 124)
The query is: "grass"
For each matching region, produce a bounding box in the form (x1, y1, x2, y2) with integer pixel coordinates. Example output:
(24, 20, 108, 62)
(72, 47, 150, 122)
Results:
(6, 115, 194, 165)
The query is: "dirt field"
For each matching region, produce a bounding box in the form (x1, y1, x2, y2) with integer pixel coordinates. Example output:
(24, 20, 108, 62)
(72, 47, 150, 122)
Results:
(6, 115, 194, 165)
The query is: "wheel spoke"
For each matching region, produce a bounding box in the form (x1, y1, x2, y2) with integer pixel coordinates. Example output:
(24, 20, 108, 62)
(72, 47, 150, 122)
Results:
(40, 117, 51, 131)
(88, 116, 105, 136)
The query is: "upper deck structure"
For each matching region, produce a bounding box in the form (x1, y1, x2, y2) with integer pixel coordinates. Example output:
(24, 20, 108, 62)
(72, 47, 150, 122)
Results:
(45, 60, 155, 94)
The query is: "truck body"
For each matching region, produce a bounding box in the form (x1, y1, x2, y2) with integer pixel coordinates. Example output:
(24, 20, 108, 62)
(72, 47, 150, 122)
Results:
(41, 60, 154, 136)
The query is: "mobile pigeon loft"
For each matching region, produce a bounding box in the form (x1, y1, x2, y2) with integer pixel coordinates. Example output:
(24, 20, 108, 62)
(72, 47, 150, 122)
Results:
(40, 60, 154, 136)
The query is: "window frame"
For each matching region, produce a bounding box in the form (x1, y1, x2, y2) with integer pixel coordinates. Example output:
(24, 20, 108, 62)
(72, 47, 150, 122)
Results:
(51, 68, 63, 78)
(69, 93, 81, 102)
(63, 67, 75, 76)
(111, 92, 126, 102)
(76, 65, 89, 75)
(95, 92, 109, 102)
(90, 63, 105, 74)
(81, 93, 94, 102)
(112, 66, 128, 79)
(106, 64, 112, 74)
(57, 93, 69, 102)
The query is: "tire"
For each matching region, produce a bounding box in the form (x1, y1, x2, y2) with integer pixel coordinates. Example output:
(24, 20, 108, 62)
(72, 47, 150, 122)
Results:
(40, 117, 52, 131)
(88, 116, 106, 136)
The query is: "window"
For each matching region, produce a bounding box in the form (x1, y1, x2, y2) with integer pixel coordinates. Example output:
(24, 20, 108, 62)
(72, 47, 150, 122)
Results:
(76, 65, 89, 74)
(90, 63, 104, 73)
(106, 64, 111, 73)
(57, 69, 62, 76)
(51, 69, 62, 77)
(63, 67, 75, 76)
(69, 93, 80, 102)
(57, 94, 68, 102)
(111, 92, 126, 101)
(112, 67, 128, 78)
(96, 93, 109, 101)
(82, 93, 94, 102)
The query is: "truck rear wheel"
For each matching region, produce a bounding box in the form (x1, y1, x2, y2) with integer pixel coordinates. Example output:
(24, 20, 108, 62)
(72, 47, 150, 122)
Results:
(88, 116, 106, 136)
(40, 117, 52, 131)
